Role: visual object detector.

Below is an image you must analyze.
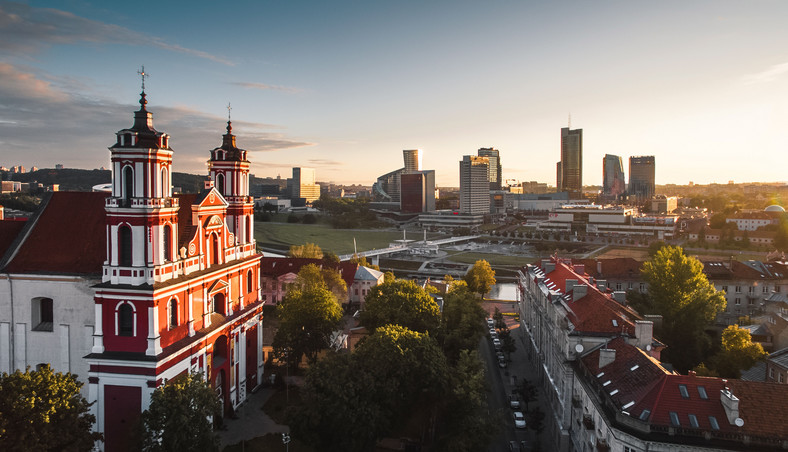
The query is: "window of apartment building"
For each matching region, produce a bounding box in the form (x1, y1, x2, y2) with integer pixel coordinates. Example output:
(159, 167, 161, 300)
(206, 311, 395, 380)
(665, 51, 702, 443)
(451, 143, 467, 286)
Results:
(628, 282, 633, 290)
(697, 386, 708, 399)
(749, 298, 755, 306)
(780, 373, 784, 383)
(639, 283, 646, 293)
(735, 286, 742, 293)
(688, 414, 699, 428)
(709, 416, 720, 430)
(749, 286, 755, 294)
(678, 384, 689, 399)
(31, 297, 54, 332)
(616, 282, 623, 291)
(735, 298, 741, 305)
(777, 286, 782, 293)
(669, 412, 680, 426)
(721, 285, 728, 293)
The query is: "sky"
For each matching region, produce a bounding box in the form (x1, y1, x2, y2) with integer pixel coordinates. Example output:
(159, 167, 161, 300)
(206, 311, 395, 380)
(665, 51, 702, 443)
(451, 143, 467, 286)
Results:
(1, 0, 787, 187)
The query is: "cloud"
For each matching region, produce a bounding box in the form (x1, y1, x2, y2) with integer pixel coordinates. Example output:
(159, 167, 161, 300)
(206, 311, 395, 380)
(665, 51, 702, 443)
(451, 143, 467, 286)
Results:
(0, 64, 311, 172)
(742, 62, 788, 85)
(232, 82, 303, 94)
(0, 2, 232, 65)
(307, 159, 342, 167)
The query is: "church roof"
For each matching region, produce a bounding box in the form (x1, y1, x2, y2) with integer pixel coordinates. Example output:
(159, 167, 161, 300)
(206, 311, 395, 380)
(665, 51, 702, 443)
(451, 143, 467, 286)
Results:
(2, 192, 108, 275)
(0, 220, 26, 261)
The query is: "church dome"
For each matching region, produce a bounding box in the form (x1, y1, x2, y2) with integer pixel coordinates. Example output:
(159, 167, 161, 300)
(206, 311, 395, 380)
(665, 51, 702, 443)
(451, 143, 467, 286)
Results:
(765, 205, 786, 212)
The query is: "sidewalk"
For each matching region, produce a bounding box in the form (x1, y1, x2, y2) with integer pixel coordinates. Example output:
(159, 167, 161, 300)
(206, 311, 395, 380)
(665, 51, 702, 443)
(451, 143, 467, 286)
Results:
(218, 387, 289, 448)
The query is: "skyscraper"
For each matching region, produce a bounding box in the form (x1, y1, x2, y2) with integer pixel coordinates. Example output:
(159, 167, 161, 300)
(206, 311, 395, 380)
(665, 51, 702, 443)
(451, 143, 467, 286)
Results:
(558, 127, 582, 197)
(477, 147, 502, 190)
(400, 170, 436, 213)
(289, 167, 320, 204)
(403, 149, 422, 173)
(460, 155, 490, 215)
(629, 156, 655, 201)
(602, 154, 626, 200)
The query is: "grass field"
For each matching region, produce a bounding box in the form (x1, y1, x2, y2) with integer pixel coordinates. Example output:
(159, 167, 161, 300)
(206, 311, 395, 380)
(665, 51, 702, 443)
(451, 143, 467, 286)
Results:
(255, 222, 441, 255)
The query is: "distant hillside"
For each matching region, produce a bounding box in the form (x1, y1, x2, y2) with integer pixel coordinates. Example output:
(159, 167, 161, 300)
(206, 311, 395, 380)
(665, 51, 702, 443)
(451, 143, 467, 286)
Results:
(4, 168, 210, 193)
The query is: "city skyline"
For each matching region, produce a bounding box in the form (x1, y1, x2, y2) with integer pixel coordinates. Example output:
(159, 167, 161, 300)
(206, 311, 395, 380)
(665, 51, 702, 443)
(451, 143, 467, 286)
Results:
(2, 1, 787, 187)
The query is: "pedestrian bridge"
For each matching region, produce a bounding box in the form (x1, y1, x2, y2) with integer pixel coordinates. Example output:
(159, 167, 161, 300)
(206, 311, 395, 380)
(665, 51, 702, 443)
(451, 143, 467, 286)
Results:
(338, 235, 480, 261)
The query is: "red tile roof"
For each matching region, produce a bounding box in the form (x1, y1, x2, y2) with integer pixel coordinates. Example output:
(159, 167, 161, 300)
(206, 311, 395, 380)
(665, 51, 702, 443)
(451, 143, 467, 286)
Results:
(576, 258, 643, 280)
(536, 259, 642, 336)
(259, 257, 357, 288)
(3, 192, 108, 275)
(0, 220, 26, 260)
(727, 379, 788, 439)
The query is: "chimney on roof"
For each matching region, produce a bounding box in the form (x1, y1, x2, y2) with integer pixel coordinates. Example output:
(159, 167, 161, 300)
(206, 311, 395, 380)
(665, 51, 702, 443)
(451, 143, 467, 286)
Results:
(573, 264, 585, 274)
(597, 260, 602, 276)
(599, 348, 616, 368)
(573, 283, 588, 300)
(566, 279, 577, 293)
(634, 320, 653, 349)
(720, 386, 742, 425)
(543, 260, 556, 273)
(596, 279, 607, 290)
(644, 314, 663, 329)
(205, 180, 215, 189)
(612, 291, 626, 304)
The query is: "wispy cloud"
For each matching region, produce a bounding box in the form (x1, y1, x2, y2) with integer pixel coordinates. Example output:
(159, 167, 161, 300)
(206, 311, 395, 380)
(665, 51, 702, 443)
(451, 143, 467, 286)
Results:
(0, 63, 311, 171)
(0, 2, 233, 65)
(308, 159, 342, 167)
(742, 62, 788, 85)
(232, 82, 303, 94)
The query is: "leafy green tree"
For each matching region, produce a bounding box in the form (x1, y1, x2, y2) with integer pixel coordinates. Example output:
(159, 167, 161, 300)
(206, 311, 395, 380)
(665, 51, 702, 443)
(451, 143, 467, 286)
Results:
(464, 260, 496, 298)
(290, 353, 382, 452)
(272, 276, 343, 366)
(0, 365, 102, 452)
(713, 325, 767, 378)
(289, 263, 347, 303)
(321, 251, 340, 264)
(499, 329, 517, 357)
(141, 373, 220, 452)
(287, 242, 323, 259)
(383, 271, 396, 283)
(437, 283, 487, 362)
(434, 350, 498, 451)
(360, 279, 440, 334)
(640, 246, 726, 372)
(350, 255, 380, 271)
(647, 240, 667, 258)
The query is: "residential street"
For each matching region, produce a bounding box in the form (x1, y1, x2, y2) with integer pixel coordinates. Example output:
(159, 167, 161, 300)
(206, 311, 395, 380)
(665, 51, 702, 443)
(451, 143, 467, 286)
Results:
(483, 299, 555, 452)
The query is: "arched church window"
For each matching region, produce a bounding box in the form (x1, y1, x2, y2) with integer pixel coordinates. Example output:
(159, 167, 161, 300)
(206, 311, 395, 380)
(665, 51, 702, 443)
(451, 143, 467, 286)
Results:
(163, 224, 172, 262)
(216, 173, 225, 195)
(122, 165, 134, 205)
(161, 167, 169, 197)
(247, 270, 253, 294)
(168, 298, 178, 330)
(118, 303, 134, 337)
(119, 225, 132, 267)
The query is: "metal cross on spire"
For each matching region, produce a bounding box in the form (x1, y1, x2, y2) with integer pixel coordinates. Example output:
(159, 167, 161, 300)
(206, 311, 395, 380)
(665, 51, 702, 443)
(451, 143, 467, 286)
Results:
(227, 102, 232, 121)
(137, 66, 150, 91)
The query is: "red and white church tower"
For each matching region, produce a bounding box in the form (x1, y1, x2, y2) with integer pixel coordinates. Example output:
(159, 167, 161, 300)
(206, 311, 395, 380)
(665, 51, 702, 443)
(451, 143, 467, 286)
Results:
(87, 81, 264, 452)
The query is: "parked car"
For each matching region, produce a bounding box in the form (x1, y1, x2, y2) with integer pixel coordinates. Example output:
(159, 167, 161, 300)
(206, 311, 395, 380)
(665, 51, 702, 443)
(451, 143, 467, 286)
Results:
(508, 394, 521, 409)
(508, 440, 521, 451)
(498, 357, 507, 368)
(496, 351, 505, 360)
(487, 318, 495, 328)
(492, 338, 501, 348)
(513, 411, 526, 429)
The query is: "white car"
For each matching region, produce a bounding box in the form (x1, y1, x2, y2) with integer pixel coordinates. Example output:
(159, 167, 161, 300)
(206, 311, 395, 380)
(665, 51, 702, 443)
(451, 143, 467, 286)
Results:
(487, 318, 495, 328)
(508, 394, 521, 409)
(513, 411, 526, 429)
(492, 338, 501, 348)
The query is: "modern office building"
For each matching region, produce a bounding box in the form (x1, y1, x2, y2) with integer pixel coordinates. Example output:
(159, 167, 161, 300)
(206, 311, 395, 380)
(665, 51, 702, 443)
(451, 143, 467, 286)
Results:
(400, 170, 436, 213)
(289, 167, 320, 204)
(403, 149, 422, 173)
(602, 154, 626, 200)
(629, 156, 655, 201)
(558, 127, 583, 197)
(477, 147, 502, 190)
(459, 155, 490, 215)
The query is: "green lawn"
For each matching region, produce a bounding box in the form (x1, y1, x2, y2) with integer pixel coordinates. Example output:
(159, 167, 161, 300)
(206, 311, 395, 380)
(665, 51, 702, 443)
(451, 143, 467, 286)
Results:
(255, 222, 440, 255)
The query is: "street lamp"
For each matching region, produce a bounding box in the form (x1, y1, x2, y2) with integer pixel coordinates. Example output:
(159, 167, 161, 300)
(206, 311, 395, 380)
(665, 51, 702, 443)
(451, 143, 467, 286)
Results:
(282, 433, 291, 452)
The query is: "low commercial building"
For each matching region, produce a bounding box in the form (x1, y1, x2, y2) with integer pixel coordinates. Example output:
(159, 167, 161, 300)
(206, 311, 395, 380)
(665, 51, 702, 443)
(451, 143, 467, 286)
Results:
(537, 205, 677, 238)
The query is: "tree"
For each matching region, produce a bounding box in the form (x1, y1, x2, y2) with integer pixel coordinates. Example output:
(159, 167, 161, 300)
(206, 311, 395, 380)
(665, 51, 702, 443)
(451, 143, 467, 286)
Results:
(288, 242, 323, 259)
(640, 246, 726, 372)
(437, 283, 487, 362)
(516, 378, 539, 412)
(360, 279, 440, 334)
(350, 255, 380, 271)
(272, 282, 343, 366)
(289, 263, 348, 303)
(647, 240, 667, 258)
(0, 365, 102, 452)
(713, 325, 767, 378)
(383, 271, 396, 283)
(464, 260, 496, 298)
(434, 350, 498, 451)
(141, 373, 220, 452)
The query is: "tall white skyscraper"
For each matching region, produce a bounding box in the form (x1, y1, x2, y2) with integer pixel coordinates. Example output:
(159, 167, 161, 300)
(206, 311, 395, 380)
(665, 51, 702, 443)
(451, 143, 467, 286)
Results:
(459, 155, 490, 215)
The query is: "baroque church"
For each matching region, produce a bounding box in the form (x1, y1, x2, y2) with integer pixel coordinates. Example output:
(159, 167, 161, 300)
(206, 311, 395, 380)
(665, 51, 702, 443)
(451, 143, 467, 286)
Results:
(0, 86, 265, 451)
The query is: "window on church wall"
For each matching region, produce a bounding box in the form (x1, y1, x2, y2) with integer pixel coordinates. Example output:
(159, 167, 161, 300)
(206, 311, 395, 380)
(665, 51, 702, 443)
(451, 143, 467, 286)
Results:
(168, 298, 178, 330)
(31, 297, 54, 332)
(122, 165, 134, 205)
(163, 224, 172, 262)
(210, 234, 220, 265)
(118, 303, 134, 336)
(247, 270, 253, 294)
(213, 293, 226, 316)
(119, 225, 132, 266)
(216, 173, 225, 195)
(161, 167, 169, 197)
